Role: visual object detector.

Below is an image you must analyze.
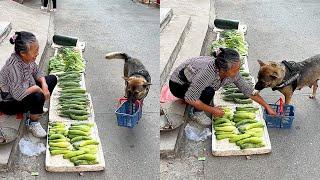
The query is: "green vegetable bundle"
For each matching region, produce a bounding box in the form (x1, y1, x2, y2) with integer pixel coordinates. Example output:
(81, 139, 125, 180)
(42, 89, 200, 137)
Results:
(210, 30, 248, 57)
(48, 54, 65, 74)
(60, 48, 85, 72)
(48, 47, 85, 74)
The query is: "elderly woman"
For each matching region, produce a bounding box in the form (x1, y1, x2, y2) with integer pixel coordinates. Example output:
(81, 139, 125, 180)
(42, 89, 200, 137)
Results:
(169, 48, 276, 126)
(0, 31, 57, 138)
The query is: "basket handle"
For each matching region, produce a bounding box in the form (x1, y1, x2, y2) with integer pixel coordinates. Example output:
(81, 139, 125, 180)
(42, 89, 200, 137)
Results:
(274, 97, 284, 115)
(117, 97, 128, 108)
(116, 98, 142, 109)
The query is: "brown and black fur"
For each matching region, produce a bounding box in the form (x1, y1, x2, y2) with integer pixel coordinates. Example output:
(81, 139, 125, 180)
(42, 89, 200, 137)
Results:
(105, 52, 151, 102)
(255, 55, 320, 104)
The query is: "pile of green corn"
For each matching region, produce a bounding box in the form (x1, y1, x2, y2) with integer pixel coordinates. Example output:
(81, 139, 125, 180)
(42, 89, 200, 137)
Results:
(48, 122, 99, 166)
(213, 106, 265, 149)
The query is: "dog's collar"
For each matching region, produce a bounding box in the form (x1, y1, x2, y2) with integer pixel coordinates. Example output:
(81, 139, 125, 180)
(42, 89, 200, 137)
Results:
(272, 60, 300, 91)
(130, 70, 151, 82)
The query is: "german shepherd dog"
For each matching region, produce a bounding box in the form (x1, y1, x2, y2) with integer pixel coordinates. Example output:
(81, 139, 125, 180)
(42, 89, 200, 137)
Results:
(254, 55, 320, 104)
(105, 52, 151, 102)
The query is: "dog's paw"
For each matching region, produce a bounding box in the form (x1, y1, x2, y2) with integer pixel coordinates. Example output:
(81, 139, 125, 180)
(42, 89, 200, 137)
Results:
(309, 94, 316, 99)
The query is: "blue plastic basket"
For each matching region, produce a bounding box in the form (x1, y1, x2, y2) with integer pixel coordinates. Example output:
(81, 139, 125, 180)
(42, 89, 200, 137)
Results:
(263, 104, 295, 128)
(115, 100, 142, 128)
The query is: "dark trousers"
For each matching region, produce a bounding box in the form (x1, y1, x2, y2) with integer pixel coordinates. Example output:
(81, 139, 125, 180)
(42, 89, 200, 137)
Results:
(0, 75, 57, 115)
(169, 80, 215, 106)
(44, 0, 56, 8)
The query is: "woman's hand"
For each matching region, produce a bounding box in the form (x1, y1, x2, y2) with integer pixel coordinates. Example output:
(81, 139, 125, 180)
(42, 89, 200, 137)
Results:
(211, 107, 225, 118)
(266, 106, 277, 116)
(37, 77, 50, 100)
(250, 94, 277, 116)
(186, 100, 225, 117)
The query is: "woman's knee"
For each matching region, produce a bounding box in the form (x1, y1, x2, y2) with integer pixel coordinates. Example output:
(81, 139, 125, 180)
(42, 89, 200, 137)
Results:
(47, 75, 57, 86)
(29, 92, 45, 103)
(169, 80, 182, 98)
(45, 75, 57, 93)
(203, 87, 215, 96)
(199, 87, 215, 105)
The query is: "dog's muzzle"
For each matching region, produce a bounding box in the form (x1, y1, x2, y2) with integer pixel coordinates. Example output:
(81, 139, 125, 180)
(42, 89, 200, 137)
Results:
(254, 81, 265, 91)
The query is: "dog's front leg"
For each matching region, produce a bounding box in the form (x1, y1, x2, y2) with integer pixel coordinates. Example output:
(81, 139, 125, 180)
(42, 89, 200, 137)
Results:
(309, 80, 318, 99)
(280, 87, 293, 105)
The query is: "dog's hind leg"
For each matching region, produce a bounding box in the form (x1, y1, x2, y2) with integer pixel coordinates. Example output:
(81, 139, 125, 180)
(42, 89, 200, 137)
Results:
(309, 80, 318, 99)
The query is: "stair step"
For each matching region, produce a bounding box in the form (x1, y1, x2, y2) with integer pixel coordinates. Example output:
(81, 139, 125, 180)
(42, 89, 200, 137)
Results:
(0, 115, 23, 170)
(0, 22, 12, 44)
(168, 19, 209, 79)
(160, 8, 173, 32)
(160, 15, 191, 86)
(160, 123, 186, 158)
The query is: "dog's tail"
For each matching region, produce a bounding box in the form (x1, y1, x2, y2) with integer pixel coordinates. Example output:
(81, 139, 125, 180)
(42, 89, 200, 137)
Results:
(105, 52, 130, 61)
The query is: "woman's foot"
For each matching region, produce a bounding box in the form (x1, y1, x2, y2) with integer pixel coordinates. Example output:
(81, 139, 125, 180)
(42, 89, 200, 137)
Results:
(50, 8, 56, 12)
(43, 107, 48, 114)
(27, 121, 47, 138)
(40, 6, 48, 10)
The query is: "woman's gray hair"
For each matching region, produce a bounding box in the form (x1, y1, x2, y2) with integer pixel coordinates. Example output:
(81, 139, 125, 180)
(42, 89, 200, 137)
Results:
(9, 31, 37, 55)
(213, 47, 240, 71)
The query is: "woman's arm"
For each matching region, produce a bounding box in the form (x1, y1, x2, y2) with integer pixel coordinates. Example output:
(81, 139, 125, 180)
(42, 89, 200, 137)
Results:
(234, 74, 276, 115)
(186, 100, 224, 117)
(37, 77, 50, 100)
(250, 94, 277, 115)
(37, 77, 48, 89)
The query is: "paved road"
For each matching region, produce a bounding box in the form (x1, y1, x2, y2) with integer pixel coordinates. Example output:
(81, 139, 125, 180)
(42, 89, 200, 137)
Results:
(1, 0, 159, 180)
(161, 1, 320, 180)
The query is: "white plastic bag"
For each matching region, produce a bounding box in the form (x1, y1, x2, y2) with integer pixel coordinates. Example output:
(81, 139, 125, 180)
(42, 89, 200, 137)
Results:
(184, 123, 212, 142)
(19, 137, 46, 156)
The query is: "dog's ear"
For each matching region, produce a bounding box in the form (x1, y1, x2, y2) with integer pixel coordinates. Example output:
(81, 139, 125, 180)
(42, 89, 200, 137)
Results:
(122, 76, 129, 82)
(257, 60, 266, 67)
(143, 82, 152, 88)
(270, 72, 279, 79)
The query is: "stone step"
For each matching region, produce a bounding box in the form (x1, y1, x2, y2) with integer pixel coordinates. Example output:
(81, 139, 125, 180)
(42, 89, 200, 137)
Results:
(170, 19, 209, 74)
(160, 8, 173, 32)
(160, 15, 191, 86)
(0, 22, 12, 44)
(160, 123, 186, 158)
(0, 0, 51, 65)
(0, 115, 24, 170)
